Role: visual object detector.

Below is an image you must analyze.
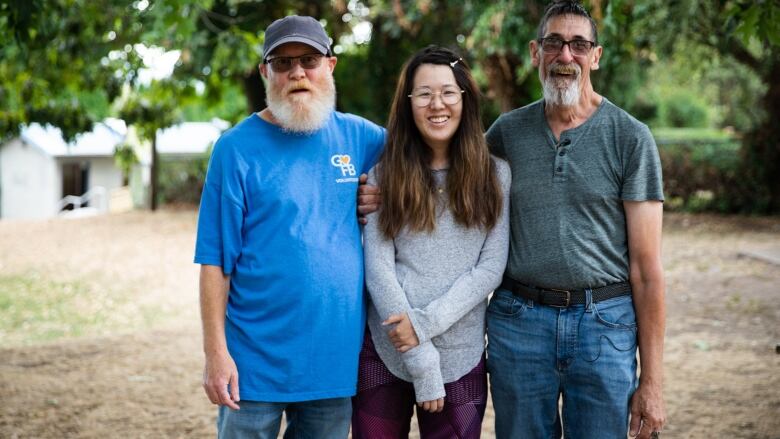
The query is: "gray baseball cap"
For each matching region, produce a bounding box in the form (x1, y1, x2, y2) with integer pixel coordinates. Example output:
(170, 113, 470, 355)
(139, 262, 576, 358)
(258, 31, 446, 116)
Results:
(262, 15, 332, 60)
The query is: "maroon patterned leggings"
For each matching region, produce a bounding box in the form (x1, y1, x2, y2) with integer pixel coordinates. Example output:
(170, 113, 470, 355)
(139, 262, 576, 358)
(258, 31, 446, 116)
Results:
(351, 331, 487, 439)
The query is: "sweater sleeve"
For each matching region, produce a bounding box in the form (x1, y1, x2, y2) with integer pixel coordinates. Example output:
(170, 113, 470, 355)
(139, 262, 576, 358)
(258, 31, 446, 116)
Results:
(402, 342, 446, 402)
(363, 167, 446, 402)
(363, 168, 415, 320)
(407, 159, 511, 343)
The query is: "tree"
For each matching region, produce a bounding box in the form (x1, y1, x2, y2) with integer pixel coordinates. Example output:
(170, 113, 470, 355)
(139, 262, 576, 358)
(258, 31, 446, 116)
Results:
(117, 81, 181, 210)
(146, 0, 353, 118)
(467, 0, 545, 115)
(0, 0, 148, 141)
(648, 0, 780, 212)
(3, 0, 777, 212)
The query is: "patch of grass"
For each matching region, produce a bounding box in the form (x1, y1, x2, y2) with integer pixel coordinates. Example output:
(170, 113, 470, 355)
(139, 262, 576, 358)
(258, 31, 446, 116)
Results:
(0, 272, 159, 346)
(652, 127, 736, 142)
(724, 293, 766, 316)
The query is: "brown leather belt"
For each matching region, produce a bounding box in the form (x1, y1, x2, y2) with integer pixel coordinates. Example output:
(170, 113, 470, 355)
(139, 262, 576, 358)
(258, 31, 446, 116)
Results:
(499, 277, 631, 308)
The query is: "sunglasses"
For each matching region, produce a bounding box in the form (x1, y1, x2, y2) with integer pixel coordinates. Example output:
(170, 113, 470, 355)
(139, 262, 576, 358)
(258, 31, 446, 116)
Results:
(264, 54, 326, 73)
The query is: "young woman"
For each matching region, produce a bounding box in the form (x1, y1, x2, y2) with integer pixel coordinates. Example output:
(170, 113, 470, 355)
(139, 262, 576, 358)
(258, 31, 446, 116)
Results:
(352, 46, 511, 438)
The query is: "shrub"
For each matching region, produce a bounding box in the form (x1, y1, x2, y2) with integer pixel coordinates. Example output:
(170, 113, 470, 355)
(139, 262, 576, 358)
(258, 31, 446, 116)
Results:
(657, 132, 743, 212)
(157, 149, 211, 206)
(658, 93, 710, 128)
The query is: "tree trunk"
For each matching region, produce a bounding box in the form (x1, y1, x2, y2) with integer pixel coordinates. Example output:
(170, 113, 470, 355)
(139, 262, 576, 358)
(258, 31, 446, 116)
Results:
(481, 53, 530, 113)
(242, 68, 266, 114)
(743, 59, 780, 212)
(150, 134, 158, 211)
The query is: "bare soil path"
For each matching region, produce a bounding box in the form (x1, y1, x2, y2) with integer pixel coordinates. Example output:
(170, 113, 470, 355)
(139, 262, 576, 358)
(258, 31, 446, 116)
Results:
(1, 211, 778, 438)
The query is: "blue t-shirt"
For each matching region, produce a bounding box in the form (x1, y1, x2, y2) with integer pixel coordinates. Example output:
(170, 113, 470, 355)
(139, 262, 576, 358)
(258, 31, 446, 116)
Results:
(194, 112, 385, 402)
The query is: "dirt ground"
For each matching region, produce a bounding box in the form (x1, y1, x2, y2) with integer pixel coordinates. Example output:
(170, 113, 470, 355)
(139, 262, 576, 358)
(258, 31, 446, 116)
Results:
(0, 210, 778, 438)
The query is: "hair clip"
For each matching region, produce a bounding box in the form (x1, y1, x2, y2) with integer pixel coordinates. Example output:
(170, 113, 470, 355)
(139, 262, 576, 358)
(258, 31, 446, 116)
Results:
(450, 58, 463, 68)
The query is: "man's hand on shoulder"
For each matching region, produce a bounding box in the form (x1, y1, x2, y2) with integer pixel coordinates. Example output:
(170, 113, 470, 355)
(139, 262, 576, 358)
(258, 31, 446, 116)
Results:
(203, 350, 240, 410)
(357, 173, 381, 224)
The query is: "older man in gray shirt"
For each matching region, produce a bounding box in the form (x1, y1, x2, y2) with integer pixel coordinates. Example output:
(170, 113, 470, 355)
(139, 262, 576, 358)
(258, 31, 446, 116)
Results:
(484, 2, 666, 439)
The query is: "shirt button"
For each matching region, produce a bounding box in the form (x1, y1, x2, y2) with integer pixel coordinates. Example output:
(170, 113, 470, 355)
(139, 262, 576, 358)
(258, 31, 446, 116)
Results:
(558, 150, 566, 156)
(561, 139, 571, 146)
(556, 166, 563, 172)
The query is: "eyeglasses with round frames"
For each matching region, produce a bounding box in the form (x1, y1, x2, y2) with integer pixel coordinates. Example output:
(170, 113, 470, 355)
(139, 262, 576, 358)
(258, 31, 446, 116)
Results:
(538, 37, 595, 56)
(265, 54, 326, 73)
(408, 86, 465, 107)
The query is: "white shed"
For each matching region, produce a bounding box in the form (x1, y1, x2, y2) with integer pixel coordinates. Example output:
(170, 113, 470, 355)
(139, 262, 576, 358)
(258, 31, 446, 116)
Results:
(0, 120, 126, 220)
(0, 118, 227, 219)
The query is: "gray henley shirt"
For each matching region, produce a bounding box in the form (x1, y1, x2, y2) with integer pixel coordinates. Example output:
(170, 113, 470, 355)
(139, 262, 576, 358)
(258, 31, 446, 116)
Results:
(486, 98, 664, 289)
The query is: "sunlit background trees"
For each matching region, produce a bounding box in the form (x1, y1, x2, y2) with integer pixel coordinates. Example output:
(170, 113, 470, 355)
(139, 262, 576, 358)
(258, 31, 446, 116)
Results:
(1, 0, 778, 213)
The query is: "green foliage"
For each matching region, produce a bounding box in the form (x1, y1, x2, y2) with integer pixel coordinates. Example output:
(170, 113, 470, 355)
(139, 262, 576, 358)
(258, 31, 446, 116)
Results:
(655, 131, 745, 213)
(0, 270, 169, 346)
(114, 142, 139, 184)
(638, 42, 765, 132)
(334, 46, 384, 125)
(702, 55, 766, 132)
(640, 0, 780, 212)
(180, 82, 247, 124)
(657, 92, 710, 128)
(2, 0, 779, 212)
(593, 0, 660, 112)
(652, 128, 734, 142)
(0, 272, 107, 345)
(725, 0, 780, 47)
(359, 0, 477, 124)
(466, 0, 543, 115)
(118, 80, 184, 142)
(0, 0, 146, 140)
(158, 0, 354, 114)
(157, 151, 212, 205)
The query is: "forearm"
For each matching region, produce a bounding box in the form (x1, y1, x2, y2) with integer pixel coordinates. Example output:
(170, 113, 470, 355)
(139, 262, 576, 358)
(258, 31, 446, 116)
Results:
(364, 214, 413, 319)
(631, 268, 665, 386)
(624, 200, 666, 438)
(624, 200, 666, 387)
(363, 170, 413, 319)
(401, 342, 445, 402)
(200, 264, 231, 356)
(409, 178, 510, 342)
(408, 263, 504, 342)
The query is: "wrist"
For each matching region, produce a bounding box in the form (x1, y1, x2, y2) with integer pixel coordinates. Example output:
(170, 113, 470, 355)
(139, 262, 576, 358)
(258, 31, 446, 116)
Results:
(407, 309, 429, 344)
(638, 373, 663, 388)
(204, 341, 229, 357)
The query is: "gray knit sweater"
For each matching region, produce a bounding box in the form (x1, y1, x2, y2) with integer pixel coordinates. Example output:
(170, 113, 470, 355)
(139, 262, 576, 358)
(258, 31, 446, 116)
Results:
(364, 158, 510, 402)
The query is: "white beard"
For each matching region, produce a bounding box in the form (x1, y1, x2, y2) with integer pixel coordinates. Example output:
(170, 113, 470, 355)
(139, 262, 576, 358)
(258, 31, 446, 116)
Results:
(541, 62, 581, 107)
(266, 74, 336, 134)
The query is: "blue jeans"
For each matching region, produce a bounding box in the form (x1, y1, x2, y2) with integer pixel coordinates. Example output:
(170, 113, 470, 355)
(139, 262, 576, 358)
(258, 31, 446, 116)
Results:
(486, 288, 638, 439)
(217, 397, 352, 439)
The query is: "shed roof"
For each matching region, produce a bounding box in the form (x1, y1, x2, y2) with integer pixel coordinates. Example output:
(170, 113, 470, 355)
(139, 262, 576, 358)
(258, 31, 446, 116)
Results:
(17, 118, 227, 159)
(156, 120, 226, 155)
(21, 119, 126, 157)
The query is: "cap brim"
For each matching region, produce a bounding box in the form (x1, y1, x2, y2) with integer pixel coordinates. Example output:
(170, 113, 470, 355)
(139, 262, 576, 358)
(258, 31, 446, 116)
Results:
(264, 36, 329, 59)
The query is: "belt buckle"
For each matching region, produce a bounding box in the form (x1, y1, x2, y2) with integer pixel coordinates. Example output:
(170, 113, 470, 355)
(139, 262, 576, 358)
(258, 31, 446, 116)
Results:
(547, 288, 571, 307)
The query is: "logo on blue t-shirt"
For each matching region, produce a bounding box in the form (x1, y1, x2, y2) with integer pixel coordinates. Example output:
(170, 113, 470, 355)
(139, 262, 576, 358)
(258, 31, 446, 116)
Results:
(331, 154, 358, 183)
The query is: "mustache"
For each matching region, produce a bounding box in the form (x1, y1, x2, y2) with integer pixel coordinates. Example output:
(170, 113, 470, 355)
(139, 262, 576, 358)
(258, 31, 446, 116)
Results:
(284, 81, 312, 94)
(548, 62, 581, 76)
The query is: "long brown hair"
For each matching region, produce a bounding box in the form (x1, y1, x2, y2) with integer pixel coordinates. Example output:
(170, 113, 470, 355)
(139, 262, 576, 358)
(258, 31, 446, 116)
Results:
(378, 46, 502, 239)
